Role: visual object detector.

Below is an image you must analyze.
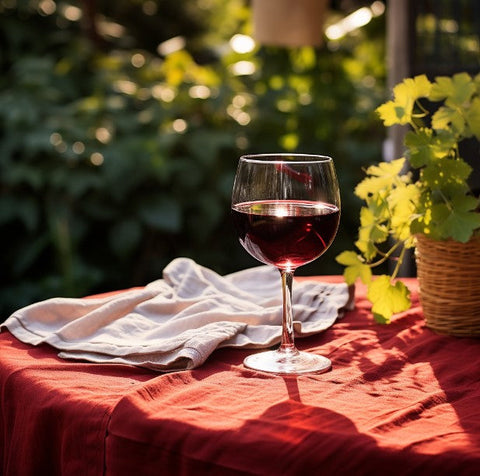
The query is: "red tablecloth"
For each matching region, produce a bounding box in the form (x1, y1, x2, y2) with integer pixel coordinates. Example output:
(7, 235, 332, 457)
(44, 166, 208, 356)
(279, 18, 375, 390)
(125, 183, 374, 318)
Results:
(1, 277, 479, 476)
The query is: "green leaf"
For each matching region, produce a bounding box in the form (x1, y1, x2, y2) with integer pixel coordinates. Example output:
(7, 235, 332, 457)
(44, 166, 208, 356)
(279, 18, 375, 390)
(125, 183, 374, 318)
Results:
(429, 72, 475, 104)
(354, 236, 378, 262)
(355, 158, 406, 199)
(376, 75, 431, 126)
(429, 73, 477, 136)
(465, 96, 480, 139)
(420, 158, 472, 193)
(431, 196, 480, 242)
(403, 74, 433, 99)
(354, 196, 392, 261)
(405, 128, 456, 168)
(358, 205, 389, 243)
(387, 182, 420, 209)
(367, 275, 411, 324)
(387, 183, 421, 241)
(335, 250, 361, 266)
(376, 101, 411, 126)
(431, 105, 466, 135)
(336, 251, 372, 285)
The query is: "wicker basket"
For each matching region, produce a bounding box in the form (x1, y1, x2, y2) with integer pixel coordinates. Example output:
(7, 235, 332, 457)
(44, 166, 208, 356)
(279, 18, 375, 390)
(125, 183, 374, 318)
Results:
(415, 234, 480, 337)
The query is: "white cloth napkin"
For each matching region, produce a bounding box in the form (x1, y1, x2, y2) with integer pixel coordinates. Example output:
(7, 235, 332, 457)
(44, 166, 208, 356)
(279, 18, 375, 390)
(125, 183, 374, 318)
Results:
(1, 258, 352, 371)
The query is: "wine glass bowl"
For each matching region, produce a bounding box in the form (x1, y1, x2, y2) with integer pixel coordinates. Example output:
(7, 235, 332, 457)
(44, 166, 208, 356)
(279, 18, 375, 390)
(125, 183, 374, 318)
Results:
(231, 154, 340, 374)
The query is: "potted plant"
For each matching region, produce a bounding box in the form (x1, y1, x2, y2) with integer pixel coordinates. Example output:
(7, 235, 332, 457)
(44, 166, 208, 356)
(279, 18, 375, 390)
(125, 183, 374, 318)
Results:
(337, 72, 480, 335)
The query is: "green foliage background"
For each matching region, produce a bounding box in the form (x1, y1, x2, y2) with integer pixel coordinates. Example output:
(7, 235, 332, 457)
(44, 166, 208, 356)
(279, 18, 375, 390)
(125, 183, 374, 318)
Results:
(0, 0, 386, 317)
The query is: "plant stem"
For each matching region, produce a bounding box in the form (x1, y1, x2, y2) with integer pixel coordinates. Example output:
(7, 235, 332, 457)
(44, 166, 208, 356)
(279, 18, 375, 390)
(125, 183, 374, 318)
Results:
(391, 244, 407, 280)
(415, 99, 430, 117)
(368, 239, 404, 268)
(438, 189, 453, 211)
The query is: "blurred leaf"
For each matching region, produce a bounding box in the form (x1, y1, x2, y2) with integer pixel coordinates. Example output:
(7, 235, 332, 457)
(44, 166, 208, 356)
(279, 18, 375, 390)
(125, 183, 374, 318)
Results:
(13, 234, 49, 276)
(187, 130, 234, 165)
(188, 192, 223, 241)
(430, 72, 475, 104)
(68, 169, 103, 197)
(109, 219, 142, 257)
(3, 164, 44, 189)
(0, 195, 39, 231)
(139, 196, 182, 232)
(280, 133, 299, 151)
(466, 97, 480, 139)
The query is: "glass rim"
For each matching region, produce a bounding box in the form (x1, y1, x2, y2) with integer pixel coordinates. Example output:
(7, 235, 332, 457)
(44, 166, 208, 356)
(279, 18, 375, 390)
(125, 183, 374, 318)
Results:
(239, 153, 333, 164)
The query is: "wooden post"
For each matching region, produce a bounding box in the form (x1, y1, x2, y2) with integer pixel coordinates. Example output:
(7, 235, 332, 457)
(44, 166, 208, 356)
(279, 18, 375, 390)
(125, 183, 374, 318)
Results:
(386, 0, 411, 163)
(386, 0, 414, 276)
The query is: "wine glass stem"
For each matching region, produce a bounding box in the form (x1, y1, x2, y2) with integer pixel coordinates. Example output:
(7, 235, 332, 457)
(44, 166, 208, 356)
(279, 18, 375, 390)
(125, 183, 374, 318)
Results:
(280, 269, 297, 353)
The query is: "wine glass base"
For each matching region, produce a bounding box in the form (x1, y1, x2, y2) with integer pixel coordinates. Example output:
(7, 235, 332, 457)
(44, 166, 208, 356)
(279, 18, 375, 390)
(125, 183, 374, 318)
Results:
(243, 348, 331, 375)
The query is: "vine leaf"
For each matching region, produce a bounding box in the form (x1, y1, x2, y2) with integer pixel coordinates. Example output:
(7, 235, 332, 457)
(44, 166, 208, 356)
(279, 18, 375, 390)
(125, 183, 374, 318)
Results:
(355, 206, 388, 260)
(420, 158, 472, 193)
(405, 129, 457, 168)
(431, 196, 480, 242)
(429, 72, 476, 104)
(355, 158, 406, 199)
(387, 183, 420, 241)
(376, 75, 431, 126)
(432, 105, 466, 135)
(430, 73, 480, 137)
(466, 97, 480, 138)
(367, 276, 411, 324)
(336, 251, 372, 285)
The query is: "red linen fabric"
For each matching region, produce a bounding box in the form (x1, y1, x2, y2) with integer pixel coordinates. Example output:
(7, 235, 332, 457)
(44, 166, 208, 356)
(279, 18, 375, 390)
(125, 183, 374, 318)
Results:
(105, 278, 480, 475)
(1, 277, 480, 476)
(0, 333, 153, 476)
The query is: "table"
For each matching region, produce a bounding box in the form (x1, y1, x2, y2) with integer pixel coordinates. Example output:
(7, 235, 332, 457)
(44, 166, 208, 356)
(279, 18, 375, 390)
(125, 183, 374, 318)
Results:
(1, 277, 479, 475)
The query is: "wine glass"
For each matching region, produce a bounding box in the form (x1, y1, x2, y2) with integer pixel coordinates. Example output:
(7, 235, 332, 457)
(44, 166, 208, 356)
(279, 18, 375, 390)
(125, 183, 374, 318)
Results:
(231, 153, 341, 374)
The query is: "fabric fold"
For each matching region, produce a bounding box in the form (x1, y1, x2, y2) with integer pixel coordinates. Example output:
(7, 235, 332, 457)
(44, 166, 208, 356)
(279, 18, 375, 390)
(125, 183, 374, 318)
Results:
(2, 258, 351, 371)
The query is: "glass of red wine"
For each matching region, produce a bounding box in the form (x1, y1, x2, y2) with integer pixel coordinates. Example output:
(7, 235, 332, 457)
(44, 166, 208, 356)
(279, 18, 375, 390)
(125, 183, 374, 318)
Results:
(231, 153, 340, 374)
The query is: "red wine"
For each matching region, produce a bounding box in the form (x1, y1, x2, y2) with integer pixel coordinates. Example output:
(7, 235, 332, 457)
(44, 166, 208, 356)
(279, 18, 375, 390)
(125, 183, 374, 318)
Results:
(232, 200, 340, 270)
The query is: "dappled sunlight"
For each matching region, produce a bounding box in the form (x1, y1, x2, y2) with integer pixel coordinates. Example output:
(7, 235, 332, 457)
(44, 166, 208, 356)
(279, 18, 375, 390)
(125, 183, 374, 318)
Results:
(157, 36, 186, 56)
(326, 1, 385, 41)
(229, 34, 255, 54)
(229, 60, 256, 76)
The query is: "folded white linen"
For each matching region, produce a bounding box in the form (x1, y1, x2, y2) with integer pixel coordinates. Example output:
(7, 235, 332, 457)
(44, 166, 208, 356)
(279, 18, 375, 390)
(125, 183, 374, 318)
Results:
(1, 258, 352, 371)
